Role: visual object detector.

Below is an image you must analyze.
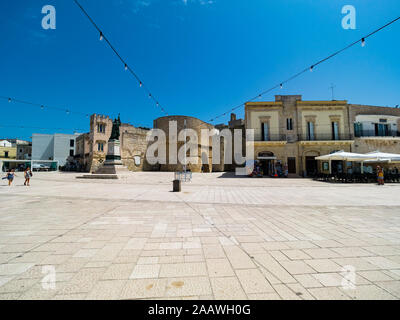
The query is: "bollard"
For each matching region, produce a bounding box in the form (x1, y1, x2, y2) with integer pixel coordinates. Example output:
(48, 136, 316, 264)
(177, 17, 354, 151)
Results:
(173, 179, 181, 192)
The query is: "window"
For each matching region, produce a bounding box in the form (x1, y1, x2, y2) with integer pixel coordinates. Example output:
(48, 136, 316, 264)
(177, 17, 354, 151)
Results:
(69, 149, 74, 157)
(354, 122, 363, 137)
(4, 151, 8, 158)
(70, 139, 74, 147)
(97, 124, 105, 133)
(307, 122, 315, 140)
(286, 118, 293, 130)
(375, 123, 390, 136)
(98, 142, 104, 152)
(331, 122, 339, 140)
(261, 122, 270, 141)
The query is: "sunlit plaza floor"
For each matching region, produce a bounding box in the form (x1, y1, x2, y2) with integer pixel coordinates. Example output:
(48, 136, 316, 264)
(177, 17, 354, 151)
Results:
(0, 171, 400, 300)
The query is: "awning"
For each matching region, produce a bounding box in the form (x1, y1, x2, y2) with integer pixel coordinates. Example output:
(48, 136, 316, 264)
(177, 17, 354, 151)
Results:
(365, 151, 400, 162)
(315, 150, 374, 162)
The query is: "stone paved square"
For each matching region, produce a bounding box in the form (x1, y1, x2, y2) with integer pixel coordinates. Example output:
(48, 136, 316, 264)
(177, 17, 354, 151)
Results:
(0, 172, 400, 300)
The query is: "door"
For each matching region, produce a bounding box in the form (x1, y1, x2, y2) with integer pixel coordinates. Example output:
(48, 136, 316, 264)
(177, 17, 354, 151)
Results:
(288, 157, 296, 174)
(305, 156, 317, 177)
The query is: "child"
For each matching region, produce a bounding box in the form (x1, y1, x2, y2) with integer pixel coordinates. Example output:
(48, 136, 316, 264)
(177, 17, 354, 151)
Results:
(7, 169, 16, 186)
(24, 167, 32, 186)
(377, 166, 384, 186)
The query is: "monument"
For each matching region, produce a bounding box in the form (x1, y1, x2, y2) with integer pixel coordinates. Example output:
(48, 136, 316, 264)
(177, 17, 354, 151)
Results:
(78, 114, 129, 179)
(105, 115, 122, 165)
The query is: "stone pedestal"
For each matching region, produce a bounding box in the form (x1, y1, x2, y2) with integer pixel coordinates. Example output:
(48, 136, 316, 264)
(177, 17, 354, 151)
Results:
(93, 140, 128, 176)
(105, 140, 122, 164)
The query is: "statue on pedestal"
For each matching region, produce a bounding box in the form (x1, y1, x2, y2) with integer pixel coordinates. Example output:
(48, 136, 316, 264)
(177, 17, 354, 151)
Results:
(109, 114, 121, 141)
(106, 114, 122, 162)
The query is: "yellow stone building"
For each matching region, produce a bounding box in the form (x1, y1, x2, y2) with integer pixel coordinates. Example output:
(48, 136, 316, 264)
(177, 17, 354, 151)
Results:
(245, 95, 400, 177)
(0, 145, 17, 160)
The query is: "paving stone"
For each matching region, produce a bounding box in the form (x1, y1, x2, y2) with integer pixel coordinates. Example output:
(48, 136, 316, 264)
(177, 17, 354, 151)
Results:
(0, 263, 35, 276)
(129, 264, 160, 279)
(166, 277, 212, 297)
(340, 284, 397, 300)
(86, 280, 126, 300)
(120, 279, 167, 299)
(235, 269, 275, 294)
(210, 277, 247, 300)
(159, 263, 207, 278)
(280, 261, 316, 275)
(102, 264, 134, 280)
(308, 287, 351, 300)
(206, 259, 235, 277)
(304, 259, 342, 273)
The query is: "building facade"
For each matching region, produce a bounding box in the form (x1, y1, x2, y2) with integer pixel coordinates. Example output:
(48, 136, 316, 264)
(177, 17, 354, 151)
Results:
(32, 133, 80, 167)
(153, 116, 216, 173)
(245, 95, 400, 177)
(76, 114, 151, 173)
(17, 141, 32, 160)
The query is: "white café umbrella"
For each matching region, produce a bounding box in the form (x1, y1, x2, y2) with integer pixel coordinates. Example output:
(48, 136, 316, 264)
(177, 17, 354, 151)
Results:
(364, 150, 400, 162)
(315, 151, 375, 174)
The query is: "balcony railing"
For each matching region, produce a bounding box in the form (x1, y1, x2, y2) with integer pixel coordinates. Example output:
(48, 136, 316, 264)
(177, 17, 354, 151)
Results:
(355, 130, 400, 138)
(257, 134, 287, 142)
(298, 134, 354, 141)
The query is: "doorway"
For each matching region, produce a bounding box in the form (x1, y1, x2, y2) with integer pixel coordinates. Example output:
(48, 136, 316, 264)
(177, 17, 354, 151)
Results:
(258, 151, 275, 176)
(288, 157, 296, 174)
(305, 156, 317, 177)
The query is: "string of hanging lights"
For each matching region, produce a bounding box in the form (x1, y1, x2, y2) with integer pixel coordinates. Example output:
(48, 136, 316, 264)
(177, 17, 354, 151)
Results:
(207, 15, 400, 123)
(0, 124, 85, 132)
(0, 95, 89, 117)
(73, 0, 168, 116)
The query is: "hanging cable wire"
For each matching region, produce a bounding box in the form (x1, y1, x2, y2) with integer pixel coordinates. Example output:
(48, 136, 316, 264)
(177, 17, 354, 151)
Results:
(0, 95, 90, 118)
(0, 124, 85, 132)
(207, 15, 400, 123)
(73, 0, 168, 116)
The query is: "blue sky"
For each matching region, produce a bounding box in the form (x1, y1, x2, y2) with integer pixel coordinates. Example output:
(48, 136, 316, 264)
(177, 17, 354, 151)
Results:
(1, 0, 399, 140)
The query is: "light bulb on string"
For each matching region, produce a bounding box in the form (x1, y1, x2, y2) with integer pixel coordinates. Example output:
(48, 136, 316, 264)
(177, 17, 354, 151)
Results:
(8, 98, 11, 103)
(124, 64, 128, 71)
(99, 32, 103, 41)
(361, 38, 365, 47)
(66, 109, 70, 115)
(40, 105, 44, 110)
(280, 83, 283, 89)
(148, 93, 152, 98)
(310, 65, 314, 72)
(139, 82, 143, 88)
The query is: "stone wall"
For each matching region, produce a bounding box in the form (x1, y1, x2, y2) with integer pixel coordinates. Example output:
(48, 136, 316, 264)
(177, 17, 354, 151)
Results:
(153, 116, 215, 172)
(120, 125, 152, 172)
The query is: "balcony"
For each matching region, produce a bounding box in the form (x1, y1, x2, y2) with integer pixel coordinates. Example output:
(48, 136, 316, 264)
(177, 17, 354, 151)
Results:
(254, 134, 287, 146)
(355, 130, 400, 138)
(298, 133, 354, 146)
(298, 134, 354, 141)
(256, 134, 287, 142)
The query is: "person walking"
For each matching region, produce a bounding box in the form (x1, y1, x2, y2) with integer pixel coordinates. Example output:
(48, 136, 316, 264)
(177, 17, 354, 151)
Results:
(24, 167, 32, 186)
(6, 169, 16, 186)
(377, 166, 384, 186)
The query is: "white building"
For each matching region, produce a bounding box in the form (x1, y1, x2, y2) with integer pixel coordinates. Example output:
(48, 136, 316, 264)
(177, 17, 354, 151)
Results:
(32, 133, 80, 166)
(354, 114, 399, 137)
(0, 140, 12, 147)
